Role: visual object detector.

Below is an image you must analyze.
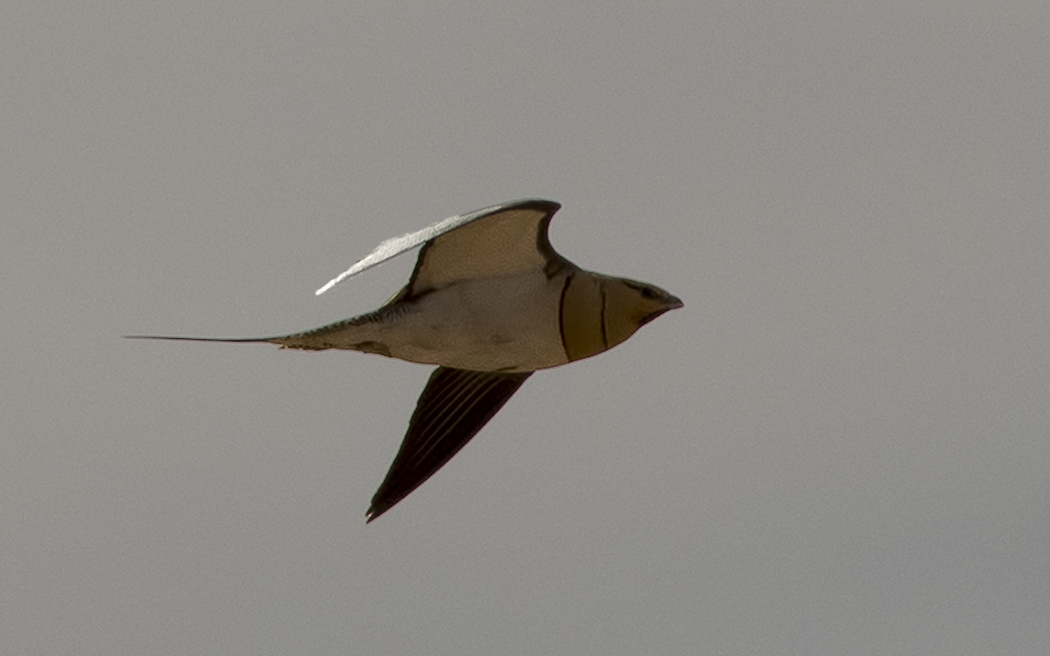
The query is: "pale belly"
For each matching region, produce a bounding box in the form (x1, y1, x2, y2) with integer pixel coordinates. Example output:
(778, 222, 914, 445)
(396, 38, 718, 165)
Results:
(311, 272, 571, 372)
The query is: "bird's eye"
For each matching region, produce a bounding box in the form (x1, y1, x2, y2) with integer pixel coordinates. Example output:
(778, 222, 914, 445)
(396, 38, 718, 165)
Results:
(640, 287, 659, 300)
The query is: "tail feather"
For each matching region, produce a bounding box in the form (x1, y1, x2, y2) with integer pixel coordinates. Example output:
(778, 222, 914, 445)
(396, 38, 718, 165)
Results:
(124, 335, 278, 344)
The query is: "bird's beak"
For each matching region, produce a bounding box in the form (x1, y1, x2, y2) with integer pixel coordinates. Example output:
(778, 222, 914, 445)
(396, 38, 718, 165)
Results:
(639, 294, 683, 326)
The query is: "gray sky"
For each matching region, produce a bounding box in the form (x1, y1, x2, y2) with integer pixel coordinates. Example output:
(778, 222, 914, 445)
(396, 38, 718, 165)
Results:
(4, 2, 1049, 654)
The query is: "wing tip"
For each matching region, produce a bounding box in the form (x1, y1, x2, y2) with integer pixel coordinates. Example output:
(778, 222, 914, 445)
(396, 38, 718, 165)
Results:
(365, 500, 395, 524)
(500, 198, 561, 215)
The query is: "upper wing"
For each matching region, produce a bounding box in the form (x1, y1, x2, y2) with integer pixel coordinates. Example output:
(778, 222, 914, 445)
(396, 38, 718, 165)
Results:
(366, 367, 532, 522)
(316, 199, 564, 295)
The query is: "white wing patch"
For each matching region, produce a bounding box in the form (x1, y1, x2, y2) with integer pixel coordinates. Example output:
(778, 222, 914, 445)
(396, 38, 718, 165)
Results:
(315, 199, 556, 296)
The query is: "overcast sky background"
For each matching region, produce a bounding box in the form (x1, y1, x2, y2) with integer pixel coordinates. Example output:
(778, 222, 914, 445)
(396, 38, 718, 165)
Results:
(4, 2, 1050, 655)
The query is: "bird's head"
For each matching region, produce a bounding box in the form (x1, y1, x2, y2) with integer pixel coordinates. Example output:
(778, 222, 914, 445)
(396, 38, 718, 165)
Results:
(602, 276, 683, 346)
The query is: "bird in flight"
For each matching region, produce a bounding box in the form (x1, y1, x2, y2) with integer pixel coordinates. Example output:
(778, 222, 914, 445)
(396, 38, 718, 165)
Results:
(129, 199, 682, 522)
